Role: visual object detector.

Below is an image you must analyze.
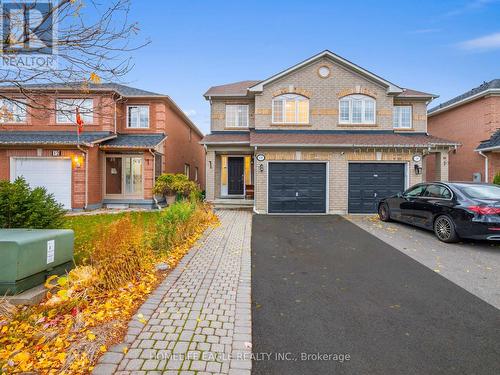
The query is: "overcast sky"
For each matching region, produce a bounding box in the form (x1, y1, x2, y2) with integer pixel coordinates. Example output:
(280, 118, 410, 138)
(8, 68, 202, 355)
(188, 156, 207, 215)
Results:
(124, 0, 500, 134)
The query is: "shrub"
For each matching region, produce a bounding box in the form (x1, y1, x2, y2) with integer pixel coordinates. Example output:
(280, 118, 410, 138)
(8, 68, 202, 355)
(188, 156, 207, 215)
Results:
(493, 172, 500, 185)
(153, 201, 196, 252)
(153, 173, 200, 198)
(0, 177, 65, 229)
(89, 215, 152, 290)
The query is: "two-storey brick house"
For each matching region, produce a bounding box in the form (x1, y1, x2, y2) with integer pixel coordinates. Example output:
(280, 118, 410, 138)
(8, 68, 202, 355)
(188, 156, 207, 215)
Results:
(201, 50, 457, 214)
(0, 83, 205, 210)
(427, 79, 500, 183)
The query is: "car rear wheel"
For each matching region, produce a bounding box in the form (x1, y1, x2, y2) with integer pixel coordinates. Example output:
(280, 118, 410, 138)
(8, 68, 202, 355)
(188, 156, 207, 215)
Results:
(433, 215, 459, 243)
(378, 203, 391, 222)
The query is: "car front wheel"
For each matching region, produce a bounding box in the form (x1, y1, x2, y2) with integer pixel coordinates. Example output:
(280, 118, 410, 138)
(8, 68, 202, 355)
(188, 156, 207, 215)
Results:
(378, 203, 391, 222)
(433, 215, 459, 243)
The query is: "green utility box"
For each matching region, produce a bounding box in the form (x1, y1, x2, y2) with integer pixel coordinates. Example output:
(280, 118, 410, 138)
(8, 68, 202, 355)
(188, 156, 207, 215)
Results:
(0, 229, 74, 295)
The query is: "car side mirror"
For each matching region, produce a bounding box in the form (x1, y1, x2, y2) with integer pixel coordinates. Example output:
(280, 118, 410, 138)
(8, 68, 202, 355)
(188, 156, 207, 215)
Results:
(396, 192, 404, 198)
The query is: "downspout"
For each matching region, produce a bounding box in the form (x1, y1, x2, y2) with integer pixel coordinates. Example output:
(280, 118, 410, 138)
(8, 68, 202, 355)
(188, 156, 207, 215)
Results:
(253, 145, 259, 214)
(149, 148, 161, 209)
(479, 151, 489, 183)
(77, 144, 89, 210)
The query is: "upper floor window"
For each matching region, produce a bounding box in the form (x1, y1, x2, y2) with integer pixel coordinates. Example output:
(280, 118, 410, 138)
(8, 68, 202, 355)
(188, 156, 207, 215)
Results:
(56, 99, 93, 124)
(127, 105, 149, 128)
(0, 99, 27, 123)
(226, 105, 248, 128)
(393, 106, 412, 129)
(184, 163, 190, 178)
(272, 94, 309, 124)
(339, 94, 375, 124)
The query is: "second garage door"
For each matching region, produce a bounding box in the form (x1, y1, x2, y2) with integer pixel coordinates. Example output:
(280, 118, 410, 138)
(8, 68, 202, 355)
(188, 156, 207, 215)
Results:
(348, 163, 405, 213)
(268, 162, 326, 213)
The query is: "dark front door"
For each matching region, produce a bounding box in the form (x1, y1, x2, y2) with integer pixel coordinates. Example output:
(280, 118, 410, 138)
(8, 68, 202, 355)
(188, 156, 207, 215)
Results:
(349, 163, 405, 213)
(228, 157, 244, 195)
(268, 163, 327, 213)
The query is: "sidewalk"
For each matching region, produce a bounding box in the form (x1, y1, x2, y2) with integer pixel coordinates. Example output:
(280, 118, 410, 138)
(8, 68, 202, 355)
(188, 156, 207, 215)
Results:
(93, 210, 253, 375)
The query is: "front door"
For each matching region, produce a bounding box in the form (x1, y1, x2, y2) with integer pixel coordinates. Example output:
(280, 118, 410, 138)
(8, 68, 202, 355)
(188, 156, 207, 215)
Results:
(105, 156, 143, 197)
(228, 157, 244, 195)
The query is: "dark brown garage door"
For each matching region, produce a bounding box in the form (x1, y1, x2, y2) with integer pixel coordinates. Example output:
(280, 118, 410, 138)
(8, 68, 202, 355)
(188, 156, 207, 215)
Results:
(268, 163, 327, 213)
(348, 163, 405, 213)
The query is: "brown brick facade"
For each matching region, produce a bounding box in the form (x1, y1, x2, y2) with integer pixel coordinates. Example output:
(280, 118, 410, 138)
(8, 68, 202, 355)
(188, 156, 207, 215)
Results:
(427, 96, 500, 182)
(0, 88, 205, 209)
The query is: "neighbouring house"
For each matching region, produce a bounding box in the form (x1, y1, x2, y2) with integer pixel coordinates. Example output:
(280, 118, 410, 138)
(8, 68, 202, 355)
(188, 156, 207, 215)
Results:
(201, 50, 458, 214)
(427, 79, 500, 183)
(0, 83, 205, 210)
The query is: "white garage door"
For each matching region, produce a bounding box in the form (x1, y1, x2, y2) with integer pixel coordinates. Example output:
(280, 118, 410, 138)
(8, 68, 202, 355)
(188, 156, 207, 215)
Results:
(11, 158, 72, 209)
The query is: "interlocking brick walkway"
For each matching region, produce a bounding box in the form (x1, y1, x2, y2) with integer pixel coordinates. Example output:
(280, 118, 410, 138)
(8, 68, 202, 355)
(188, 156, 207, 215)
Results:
(93, 210, 252, 375)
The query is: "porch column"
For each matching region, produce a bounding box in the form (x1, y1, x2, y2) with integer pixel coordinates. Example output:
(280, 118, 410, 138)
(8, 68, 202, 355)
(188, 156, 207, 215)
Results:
(434, 150, 449, 182)
(206, 150, 215, 201)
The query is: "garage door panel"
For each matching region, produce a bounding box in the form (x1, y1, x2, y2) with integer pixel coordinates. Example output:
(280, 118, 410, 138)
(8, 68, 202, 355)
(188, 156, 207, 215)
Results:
(269, 163, 326, 214)
(348, 163, 405, 214)
(12, 158, 72, 209)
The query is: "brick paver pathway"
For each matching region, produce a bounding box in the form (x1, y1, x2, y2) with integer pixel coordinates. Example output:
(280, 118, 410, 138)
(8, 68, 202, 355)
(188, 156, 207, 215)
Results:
(93, 210, 252, 375)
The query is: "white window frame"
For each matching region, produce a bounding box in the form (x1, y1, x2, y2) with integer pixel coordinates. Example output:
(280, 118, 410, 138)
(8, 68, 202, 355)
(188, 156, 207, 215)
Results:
(0, 99, 27, 123)
(338, 94, 376, 125)
(393, 105, 413, 129)
(225, 104, 249, 128)
(56, 98, 94, 124)
(127, 105, 150, 129)
(184, 163, 190, 178)
(272, 94, 309, 124)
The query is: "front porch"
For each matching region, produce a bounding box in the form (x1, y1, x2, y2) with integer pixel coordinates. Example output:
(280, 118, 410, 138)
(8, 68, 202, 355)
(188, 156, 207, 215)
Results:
(205, 149, 255, 202)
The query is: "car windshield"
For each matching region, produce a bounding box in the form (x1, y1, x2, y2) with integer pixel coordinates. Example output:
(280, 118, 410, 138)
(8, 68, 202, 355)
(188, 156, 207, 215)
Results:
(457, 185, 500, 200)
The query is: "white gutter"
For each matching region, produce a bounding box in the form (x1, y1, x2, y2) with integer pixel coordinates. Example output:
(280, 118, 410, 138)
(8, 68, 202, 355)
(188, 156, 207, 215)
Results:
(429, 89, 500, 117)
(478, 151, 489, 183)
(149, 148, 161, 209)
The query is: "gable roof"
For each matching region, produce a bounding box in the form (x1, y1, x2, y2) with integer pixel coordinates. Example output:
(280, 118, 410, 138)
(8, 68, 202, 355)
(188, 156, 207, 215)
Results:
(204, 80, 260, 98)
(204, 51, 436, 100)
(429, 79, 500, 116)
(476, 129, 500, 151)
(248, 50, 403, 94)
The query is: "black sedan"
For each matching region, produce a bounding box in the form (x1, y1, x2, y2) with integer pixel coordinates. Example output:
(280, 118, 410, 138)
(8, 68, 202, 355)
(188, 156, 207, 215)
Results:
(377, 182, 500, 242)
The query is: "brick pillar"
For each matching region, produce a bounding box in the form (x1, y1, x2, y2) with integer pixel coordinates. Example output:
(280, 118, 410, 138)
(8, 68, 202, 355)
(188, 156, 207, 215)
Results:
(434, 151, 449, 182)
(205, 150, 215, 201)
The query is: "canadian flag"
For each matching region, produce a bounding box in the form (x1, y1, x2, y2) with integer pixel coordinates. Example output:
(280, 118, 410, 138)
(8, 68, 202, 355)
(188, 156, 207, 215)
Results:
(76, 107, 84, 134)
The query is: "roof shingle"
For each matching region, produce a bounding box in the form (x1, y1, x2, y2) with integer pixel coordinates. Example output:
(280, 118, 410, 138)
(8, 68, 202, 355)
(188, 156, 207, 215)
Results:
(476, 129, 500, 151)
(0, 82, 164, 97)
(249, 130, 457, 147)
(100, 133, 166, 148)
(204, 81, 261, 97)
(0, 131, 113, 146)
(200, 130, 458, 147)
(429, 79, 500, 114)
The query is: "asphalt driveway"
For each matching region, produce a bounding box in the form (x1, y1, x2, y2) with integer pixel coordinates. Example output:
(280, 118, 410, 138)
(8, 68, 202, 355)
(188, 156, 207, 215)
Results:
(347, 214, 500, 309)
(251, 215, 500, 375)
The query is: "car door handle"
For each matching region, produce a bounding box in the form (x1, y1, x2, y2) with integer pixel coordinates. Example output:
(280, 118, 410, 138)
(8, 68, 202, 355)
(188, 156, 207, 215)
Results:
(295, 192, 299, 197)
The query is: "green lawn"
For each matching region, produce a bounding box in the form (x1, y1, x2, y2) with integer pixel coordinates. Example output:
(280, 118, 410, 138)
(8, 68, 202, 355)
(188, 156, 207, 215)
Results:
(64, 211, 160, 264)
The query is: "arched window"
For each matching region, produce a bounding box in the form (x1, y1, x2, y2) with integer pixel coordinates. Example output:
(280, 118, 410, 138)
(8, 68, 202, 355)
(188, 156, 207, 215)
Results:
(272, 94, 309, 124)
(339, 94, 376, 124)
